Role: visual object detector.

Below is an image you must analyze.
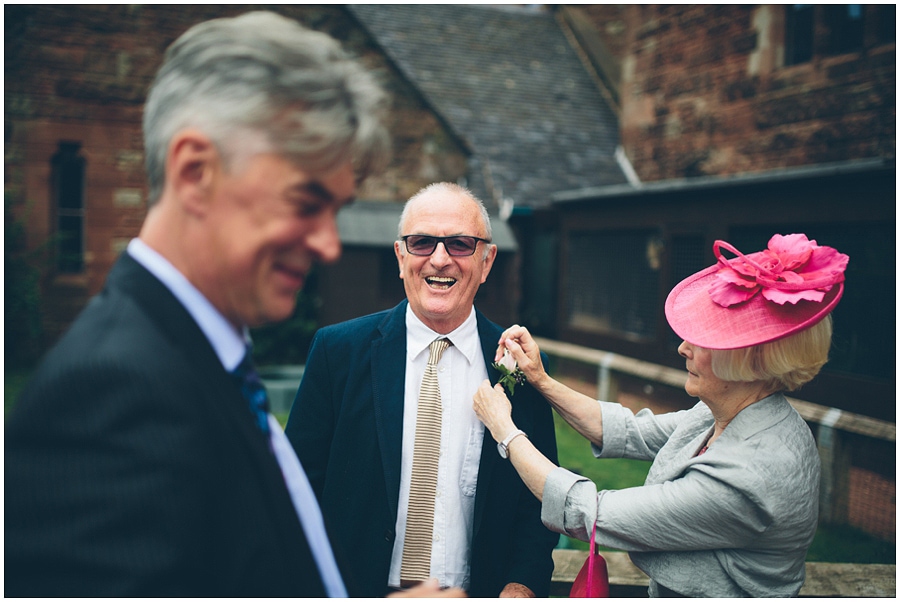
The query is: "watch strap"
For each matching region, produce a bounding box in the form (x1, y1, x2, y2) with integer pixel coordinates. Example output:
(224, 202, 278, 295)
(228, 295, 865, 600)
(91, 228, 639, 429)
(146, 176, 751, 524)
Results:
(498, 428, 527, 458)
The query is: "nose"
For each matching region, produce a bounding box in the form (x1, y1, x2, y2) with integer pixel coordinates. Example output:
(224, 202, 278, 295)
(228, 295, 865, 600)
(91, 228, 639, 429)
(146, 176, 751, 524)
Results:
(428, 240, 454, 268)
(308, 211, 342, 264)
(677, 340, 691, 359)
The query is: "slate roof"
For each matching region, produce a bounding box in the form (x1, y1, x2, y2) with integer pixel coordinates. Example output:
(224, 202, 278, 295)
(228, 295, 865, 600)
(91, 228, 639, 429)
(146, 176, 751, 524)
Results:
(347, 4, 627, 211)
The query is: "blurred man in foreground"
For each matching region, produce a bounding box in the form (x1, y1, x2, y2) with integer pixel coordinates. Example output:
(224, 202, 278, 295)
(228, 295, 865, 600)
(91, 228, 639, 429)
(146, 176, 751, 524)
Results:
(6, 11, 461, 598)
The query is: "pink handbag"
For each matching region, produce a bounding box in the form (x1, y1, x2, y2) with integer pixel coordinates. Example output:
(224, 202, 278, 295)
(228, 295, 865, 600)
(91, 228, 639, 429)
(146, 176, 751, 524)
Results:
(569, 523, 609, 598)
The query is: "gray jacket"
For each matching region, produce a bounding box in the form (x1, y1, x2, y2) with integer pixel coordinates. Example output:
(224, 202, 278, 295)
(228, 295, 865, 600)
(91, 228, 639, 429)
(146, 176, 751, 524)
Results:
(542, 393, 820, 597)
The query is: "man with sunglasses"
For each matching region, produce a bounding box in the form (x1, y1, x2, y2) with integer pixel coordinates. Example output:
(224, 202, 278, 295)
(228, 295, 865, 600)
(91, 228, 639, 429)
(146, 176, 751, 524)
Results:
(286, 182, 558, 597)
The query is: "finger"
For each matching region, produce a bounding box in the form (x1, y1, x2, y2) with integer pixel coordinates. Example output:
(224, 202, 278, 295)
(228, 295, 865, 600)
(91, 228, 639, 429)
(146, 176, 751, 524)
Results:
(504, 337, 528, 363)
(499, 325, 523, 345)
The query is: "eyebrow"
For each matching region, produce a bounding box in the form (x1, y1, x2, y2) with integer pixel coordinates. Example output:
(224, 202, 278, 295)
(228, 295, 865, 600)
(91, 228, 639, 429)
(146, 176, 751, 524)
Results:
(293, 181, 356, 208)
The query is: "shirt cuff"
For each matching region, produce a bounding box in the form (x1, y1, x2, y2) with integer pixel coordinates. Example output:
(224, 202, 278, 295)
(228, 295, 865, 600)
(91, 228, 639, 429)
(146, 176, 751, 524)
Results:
(593, 401, 628, 458)
(541, 466, 596, 542)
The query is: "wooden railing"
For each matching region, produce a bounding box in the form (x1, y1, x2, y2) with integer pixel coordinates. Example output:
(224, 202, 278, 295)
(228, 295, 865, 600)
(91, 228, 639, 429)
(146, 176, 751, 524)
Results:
(534, 337, 896, 529)
(551, 549, 896, 597)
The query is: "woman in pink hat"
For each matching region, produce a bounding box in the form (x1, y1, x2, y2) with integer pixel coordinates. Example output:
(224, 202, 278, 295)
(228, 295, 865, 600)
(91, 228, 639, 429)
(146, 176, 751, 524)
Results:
(474, 234, 849, 597)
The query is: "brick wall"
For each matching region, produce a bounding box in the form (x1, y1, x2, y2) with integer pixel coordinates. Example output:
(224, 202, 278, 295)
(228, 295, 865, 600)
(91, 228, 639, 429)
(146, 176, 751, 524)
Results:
(609, 4, 895, 181)
(5, 5, 468, 346)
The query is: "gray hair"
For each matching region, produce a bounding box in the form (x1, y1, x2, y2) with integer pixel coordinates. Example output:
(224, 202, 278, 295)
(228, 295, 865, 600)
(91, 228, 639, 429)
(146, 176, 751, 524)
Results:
(398, 182, 493, 260)
(143, 11, 390, 206)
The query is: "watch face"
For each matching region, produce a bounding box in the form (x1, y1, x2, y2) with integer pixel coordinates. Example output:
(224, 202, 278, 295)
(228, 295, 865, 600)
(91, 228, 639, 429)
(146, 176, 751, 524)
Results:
(497, 442, 508, 459)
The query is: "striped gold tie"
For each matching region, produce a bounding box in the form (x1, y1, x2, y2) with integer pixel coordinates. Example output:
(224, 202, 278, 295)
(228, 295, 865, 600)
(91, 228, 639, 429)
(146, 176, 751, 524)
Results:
(400, 337, 451, 586)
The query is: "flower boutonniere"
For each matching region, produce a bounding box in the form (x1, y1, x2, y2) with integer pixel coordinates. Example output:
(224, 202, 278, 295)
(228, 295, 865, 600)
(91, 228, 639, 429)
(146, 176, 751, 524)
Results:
(492, 349, 526, 396)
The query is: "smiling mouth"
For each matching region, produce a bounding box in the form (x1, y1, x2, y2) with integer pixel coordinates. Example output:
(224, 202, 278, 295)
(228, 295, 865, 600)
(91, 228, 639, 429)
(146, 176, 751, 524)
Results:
(425, 276, 457, 290)
(276, 263, 307, 286)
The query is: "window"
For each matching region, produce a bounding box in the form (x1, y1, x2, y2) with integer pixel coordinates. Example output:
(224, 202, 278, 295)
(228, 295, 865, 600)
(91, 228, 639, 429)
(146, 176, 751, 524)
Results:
(565, 230, 661, 341)
(822, 4, 864, 56)
(667, 234, 707, 348)
(51, 142, 85, 273)
(874, 4, 896, 45)
(785, 5, 814, 66)
(785, 4, 894, 66)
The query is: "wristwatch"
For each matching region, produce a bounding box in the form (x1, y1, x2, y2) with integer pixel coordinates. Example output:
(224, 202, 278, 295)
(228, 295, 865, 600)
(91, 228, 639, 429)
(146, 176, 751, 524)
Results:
(497, 428, 527, 459)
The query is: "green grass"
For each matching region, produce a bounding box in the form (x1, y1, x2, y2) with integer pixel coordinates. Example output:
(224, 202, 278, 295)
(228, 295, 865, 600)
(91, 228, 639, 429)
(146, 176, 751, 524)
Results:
(552, 411, 894, 564)
(806, 523, 895, 564)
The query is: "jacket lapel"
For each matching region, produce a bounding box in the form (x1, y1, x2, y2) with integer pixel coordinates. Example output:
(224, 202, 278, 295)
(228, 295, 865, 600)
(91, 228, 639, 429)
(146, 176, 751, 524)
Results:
(473, 311, 502, 535)
(371, 301, 409, 518)
(111, 254, 318, 573)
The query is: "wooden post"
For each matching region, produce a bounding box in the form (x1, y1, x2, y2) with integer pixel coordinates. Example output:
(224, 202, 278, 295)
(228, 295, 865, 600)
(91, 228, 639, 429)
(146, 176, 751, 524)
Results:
(597, 353, 619, 403)
(817, 407, 851, 525)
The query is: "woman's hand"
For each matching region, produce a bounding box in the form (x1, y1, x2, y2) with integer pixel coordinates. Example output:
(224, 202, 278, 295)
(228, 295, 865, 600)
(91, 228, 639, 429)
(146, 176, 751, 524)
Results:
(474, 379, 558, 503)
(473, 380, 516, 443)
(498, 326, 606, 448)
(495, 325, 547, 390)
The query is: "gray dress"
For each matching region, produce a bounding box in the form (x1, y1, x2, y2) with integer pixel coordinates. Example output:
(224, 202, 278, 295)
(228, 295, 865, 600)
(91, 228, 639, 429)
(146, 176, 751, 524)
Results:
(542, 393, 820, 597)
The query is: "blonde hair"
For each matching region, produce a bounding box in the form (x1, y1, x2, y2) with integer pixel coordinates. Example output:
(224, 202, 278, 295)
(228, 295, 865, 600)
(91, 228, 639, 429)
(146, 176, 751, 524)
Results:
(710, 314, 833, 392)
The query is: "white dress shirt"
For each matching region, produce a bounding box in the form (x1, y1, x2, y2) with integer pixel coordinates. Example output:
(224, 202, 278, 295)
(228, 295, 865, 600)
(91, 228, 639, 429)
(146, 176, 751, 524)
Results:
(127, 239, 347, 597)
(388, 305, 486, 590)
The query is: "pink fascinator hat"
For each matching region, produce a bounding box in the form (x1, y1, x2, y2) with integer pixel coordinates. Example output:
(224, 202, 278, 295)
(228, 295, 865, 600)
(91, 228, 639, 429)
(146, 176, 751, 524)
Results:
(665, 233, 849, 350)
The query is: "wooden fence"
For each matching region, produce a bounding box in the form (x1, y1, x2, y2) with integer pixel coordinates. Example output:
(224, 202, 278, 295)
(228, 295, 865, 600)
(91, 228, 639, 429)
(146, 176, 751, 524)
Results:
(551, 549, 896, 597)
(534, 336, 896, 531)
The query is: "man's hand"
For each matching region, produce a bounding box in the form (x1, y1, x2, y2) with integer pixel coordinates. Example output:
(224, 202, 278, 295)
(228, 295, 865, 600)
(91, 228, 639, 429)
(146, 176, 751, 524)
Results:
(387, 578, 467, 598)
(499, 582, 535, 598)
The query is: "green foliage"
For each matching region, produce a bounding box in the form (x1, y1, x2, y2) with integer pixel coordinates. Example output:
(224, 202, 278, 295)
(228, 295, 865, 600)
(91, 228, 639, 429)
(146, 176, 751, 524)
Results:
(250, 269, 321, 366)
(5, 196, 44, 369)
(5, 368, 32, 416)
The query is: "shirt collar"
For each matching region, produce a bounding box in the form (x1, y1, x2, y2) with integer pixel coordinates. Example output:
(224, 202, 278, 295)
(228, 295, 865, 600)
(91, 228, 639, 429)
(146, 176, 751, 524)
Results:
(405, 304, 481, 365)
(127, 238, 248, 371)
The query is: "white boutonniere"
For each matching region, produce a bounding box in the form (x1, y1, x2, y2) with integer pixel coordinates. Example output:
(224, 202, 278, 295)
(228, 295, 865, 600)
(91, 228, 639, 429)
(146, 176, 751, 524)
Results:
(492, 349, 526, 396)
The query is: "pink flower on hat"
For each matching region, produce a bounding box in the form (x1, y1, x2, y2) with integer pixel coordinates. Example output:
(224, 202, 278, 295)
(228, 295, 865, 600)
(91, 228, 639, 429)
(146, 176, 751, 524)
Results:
(708, 234, 849, 308)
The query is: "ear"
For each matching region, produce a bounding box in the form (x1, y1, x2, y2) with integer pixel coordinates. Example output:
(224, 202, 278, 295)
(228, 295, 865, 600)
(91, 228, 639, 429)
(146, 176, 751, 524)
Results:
(164, 129, 220, 217)
(479, 243, 498, 284)
(394, 240, 405, 279)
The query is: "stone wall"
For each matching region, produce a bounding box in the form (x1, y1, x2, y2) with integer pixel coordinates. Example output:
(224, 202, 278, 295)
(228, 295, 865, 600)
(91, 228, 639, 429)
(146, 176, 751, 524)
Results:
(5, 5, 468, 346)
(609, 4, 895, 181)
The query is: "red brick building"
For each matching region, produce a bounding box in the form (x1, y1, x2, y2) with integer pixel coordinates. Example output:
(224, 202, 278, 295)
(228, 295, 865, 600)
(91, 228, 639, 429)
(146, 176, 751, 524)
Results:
(4, 5, 470, 350)
(573, 4, 895, 179)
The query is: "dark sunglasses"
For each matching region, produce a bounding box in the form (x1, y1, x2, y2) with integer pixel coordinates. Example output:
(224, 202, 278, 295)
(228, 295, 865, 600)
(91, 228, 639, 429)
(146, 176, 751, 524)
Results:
(400, 235, 491, 257)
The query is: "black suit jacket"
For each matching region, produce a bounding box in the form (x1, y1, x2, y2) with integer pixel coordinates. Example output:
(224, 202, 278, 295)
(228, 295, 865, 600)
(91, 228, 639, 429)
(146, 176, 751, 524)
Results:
(5, 253, 329, 596)
(285, 301, 559, 597)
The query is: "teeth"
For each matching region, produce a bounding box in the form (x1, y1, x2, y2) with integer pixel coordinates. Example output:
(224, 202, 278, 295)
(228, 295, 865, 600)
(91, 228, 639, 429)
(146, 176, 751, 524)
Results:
(426, 276, 456, 288)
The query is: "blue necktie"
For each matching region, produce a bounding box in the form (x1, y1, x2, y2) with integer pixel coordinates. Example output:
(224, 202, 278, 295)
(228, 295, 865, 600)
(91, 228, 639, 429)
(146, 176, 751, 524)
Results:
(232, 348, 271, 435)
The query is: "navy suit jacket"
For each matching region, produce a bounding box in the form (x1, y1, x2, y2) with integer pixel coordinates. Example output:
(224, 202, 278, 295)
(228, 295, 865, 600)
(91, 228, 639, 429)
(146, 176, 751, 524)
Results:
(285, 300, 559, 597)
(6, 253, 329, 596)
